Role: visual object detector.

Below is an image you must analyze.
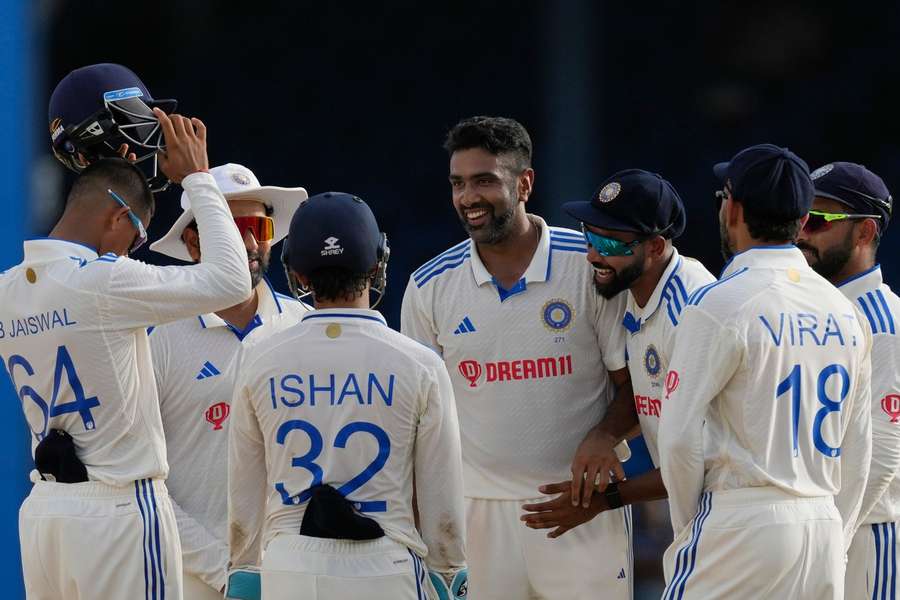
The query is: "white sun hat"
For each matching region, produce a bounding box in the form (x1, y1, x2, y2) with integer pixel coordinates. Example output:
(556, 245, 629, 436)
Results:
(149, 163, 308, 262)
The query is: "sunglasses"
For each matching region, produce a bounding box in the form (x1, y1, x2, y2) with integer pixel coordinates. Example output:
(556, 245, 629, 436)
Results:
(581, 224, 643, 257)
(234, 216, 275, 242)
(107, 189, 148, 254)
(802, 209, 882, 234)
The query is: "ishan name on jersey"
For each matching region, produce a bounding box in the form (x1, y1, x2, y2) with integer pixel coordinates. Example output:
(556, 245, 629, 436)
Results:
(269, 372, 395, 409)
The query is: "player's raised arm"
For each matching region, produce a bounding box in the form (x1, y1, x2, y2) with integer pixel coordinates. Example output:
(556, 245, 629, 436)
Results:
(96, 110, 251, 328)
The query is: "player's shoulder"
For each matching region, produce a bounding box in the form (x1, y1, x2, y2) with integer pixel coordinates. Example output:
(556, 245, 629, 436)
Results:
(854, 282, 900, 336)
(655, 255, 716, 328)
(677, 255, 716, 288)
(370, 324, 446, 370)
(147, 314, 202, 340)
(275, 292, 313, 317)
(685, 262, 760, 316)
(547, 226, 587, 252)
(410, 238, 472, 290)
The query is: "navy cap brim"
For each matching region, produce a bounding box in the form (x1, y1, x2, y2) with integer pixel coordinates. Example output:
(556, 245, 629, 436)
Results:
(713, 162, 729, 182)
(562, 200, 649, 233)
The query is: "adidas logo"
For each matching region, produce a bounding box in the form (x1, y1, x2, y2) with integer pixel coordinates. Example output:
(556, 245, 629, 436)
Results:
(453, 317, 476, 335)
(196, 361, 221, 380)
(617, 568, 626, 580)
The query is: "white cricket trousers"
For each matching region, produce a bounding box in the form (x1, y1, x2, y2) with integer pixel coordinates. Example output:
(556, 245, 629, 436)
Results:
(20, 478, 182, 600)
(661, 487, 843, 600)
(465, 497, 633, 600)
(261, 534, 437, 600)
(846, 521, 900, 600)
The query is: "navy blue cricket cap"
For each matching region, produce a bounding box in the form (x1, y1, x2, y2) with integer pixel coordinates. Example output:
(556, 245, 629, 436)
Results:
(562, 169, 686, 238)
(810, 162, 892, 233)
(285, 192, 382, 274)
(48, 63, 175, 125)
(713, 143, 813, 220)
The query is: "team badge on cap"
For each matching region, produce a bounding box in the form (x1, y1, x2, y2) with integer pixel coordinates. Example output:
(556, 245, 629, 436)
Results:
(542, 299, 574, 331)
(810, 164, 834, 180)
(231, 171, 251, 186)
(644, 345, 661, 379)
(598, 182, 621, 203)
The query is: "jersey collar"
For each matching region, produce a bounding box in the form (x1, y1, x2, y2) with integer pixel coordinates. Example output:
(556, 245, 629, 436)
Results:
(626, 248, 682, 327)
(720, 244, 806, 277)
(23, 238, 99, 263)
(836, 264, 883, 298)
(197, 275, 283, 335)
(469, 215, 551, 296)
(300, 307, 388, 326)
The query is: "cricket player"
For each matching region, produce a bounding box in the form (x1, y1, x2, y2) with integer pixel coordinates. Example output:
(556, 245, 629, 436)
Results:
(521, 169, 715, 535)
(797, 162, 899, 599)
(1, 105, 252, 599)
(147, 163, 309, 598)
(658, 144, 873, 599)
(401, 116, 634, 599)
(228, 192, 467, 599)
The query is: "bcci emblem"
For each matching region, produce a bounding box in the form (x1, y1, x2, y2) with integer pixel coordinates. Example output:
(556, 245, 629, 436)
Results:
(598, 182, 621, 203)
(542, 299, 574, 331)
(231, 171, 252, 186)
(644, 345, 661, 379)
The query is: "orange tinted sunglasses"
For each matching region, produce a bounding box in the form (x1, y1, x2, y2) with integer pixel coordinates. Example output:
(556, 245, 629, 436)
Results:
(234, 216, 275, 242)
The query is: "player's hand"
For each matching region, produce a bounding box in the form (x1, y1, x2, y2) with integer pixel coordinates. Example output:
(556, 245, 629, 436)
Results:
(520, 481, 607, 538)
(154, 107, 208, 184)
(115, 143, 137, 163)
(570, 428, 624, 507)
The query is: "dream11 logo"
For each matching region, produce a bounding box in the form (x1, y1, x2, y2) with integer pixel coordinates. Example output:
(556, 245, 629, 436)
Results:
(458, 360, 483, 387)
(882, 394, 900, 423)
(205, 402, 231, 430)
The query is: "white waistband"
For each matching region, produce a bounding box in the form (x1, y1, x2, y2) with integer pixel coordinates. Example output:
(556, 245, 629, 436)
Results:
(263, 534, 421, 579)
(28, 477, 167, 499)
(707, 486, 834, 508)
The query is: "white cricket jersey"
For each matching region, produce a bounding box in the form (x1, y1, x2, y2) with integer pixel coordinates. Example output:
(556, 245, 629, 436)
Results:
(150, 277, 309, 590)
(658, 246, 873, 537)
(837, 264, 900, 526)
(623, 249, 715, 467)
(0, 172, 251, 486)
(401, 216, 628, 500)
(228, 308, 466, 576)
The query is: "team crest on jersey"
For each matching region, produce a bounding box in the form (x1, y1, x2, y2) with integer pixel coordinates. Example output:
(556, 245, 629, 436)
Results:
(598, 182, 621, 203)
(542, 298, 573, 331)
(643, 345, 661, 378)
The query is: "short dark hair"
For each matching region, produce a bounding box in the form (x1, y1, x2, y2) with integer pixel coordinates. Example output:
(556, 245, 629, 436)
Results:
(444, 116, 533, 171)
(307, 267, 369, 303)
(743, 206, 803, 242)
(68, 158, 155, 218)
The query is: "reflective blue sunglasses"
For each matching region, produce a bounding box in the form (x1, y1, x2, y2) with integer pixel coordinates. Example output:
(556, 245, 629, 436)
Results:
(108, 189, 148, 254)
(581, 224, 643, 257)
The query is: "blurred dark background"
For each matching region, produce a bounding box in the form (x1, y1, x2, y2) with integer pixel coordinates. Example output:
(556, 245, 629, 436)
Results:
(2, 0, 899, 597)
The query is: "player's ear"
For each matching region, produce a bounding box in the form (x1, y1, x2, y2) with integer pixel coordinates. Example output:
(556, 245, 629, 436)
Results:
(181, 227, 201, 262)
(856, 218, 878, 248)
(517, 168, 535, 203)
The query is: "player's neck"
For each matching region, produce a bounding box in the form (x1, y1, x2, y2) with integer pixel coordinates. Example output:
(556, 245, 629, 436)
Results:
(631, 246, 674, 308)
(313, 290, 371, 310)
(216, 286, 260, 330)
(48, 219, 102, 254)
(828, 255, 876, 287)
(475, 214, 540, 289)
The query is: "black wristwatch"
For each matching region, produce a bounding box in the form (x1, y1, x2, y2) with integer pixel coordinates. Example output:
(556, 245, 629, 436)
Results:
(604, 481, 624, 509)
